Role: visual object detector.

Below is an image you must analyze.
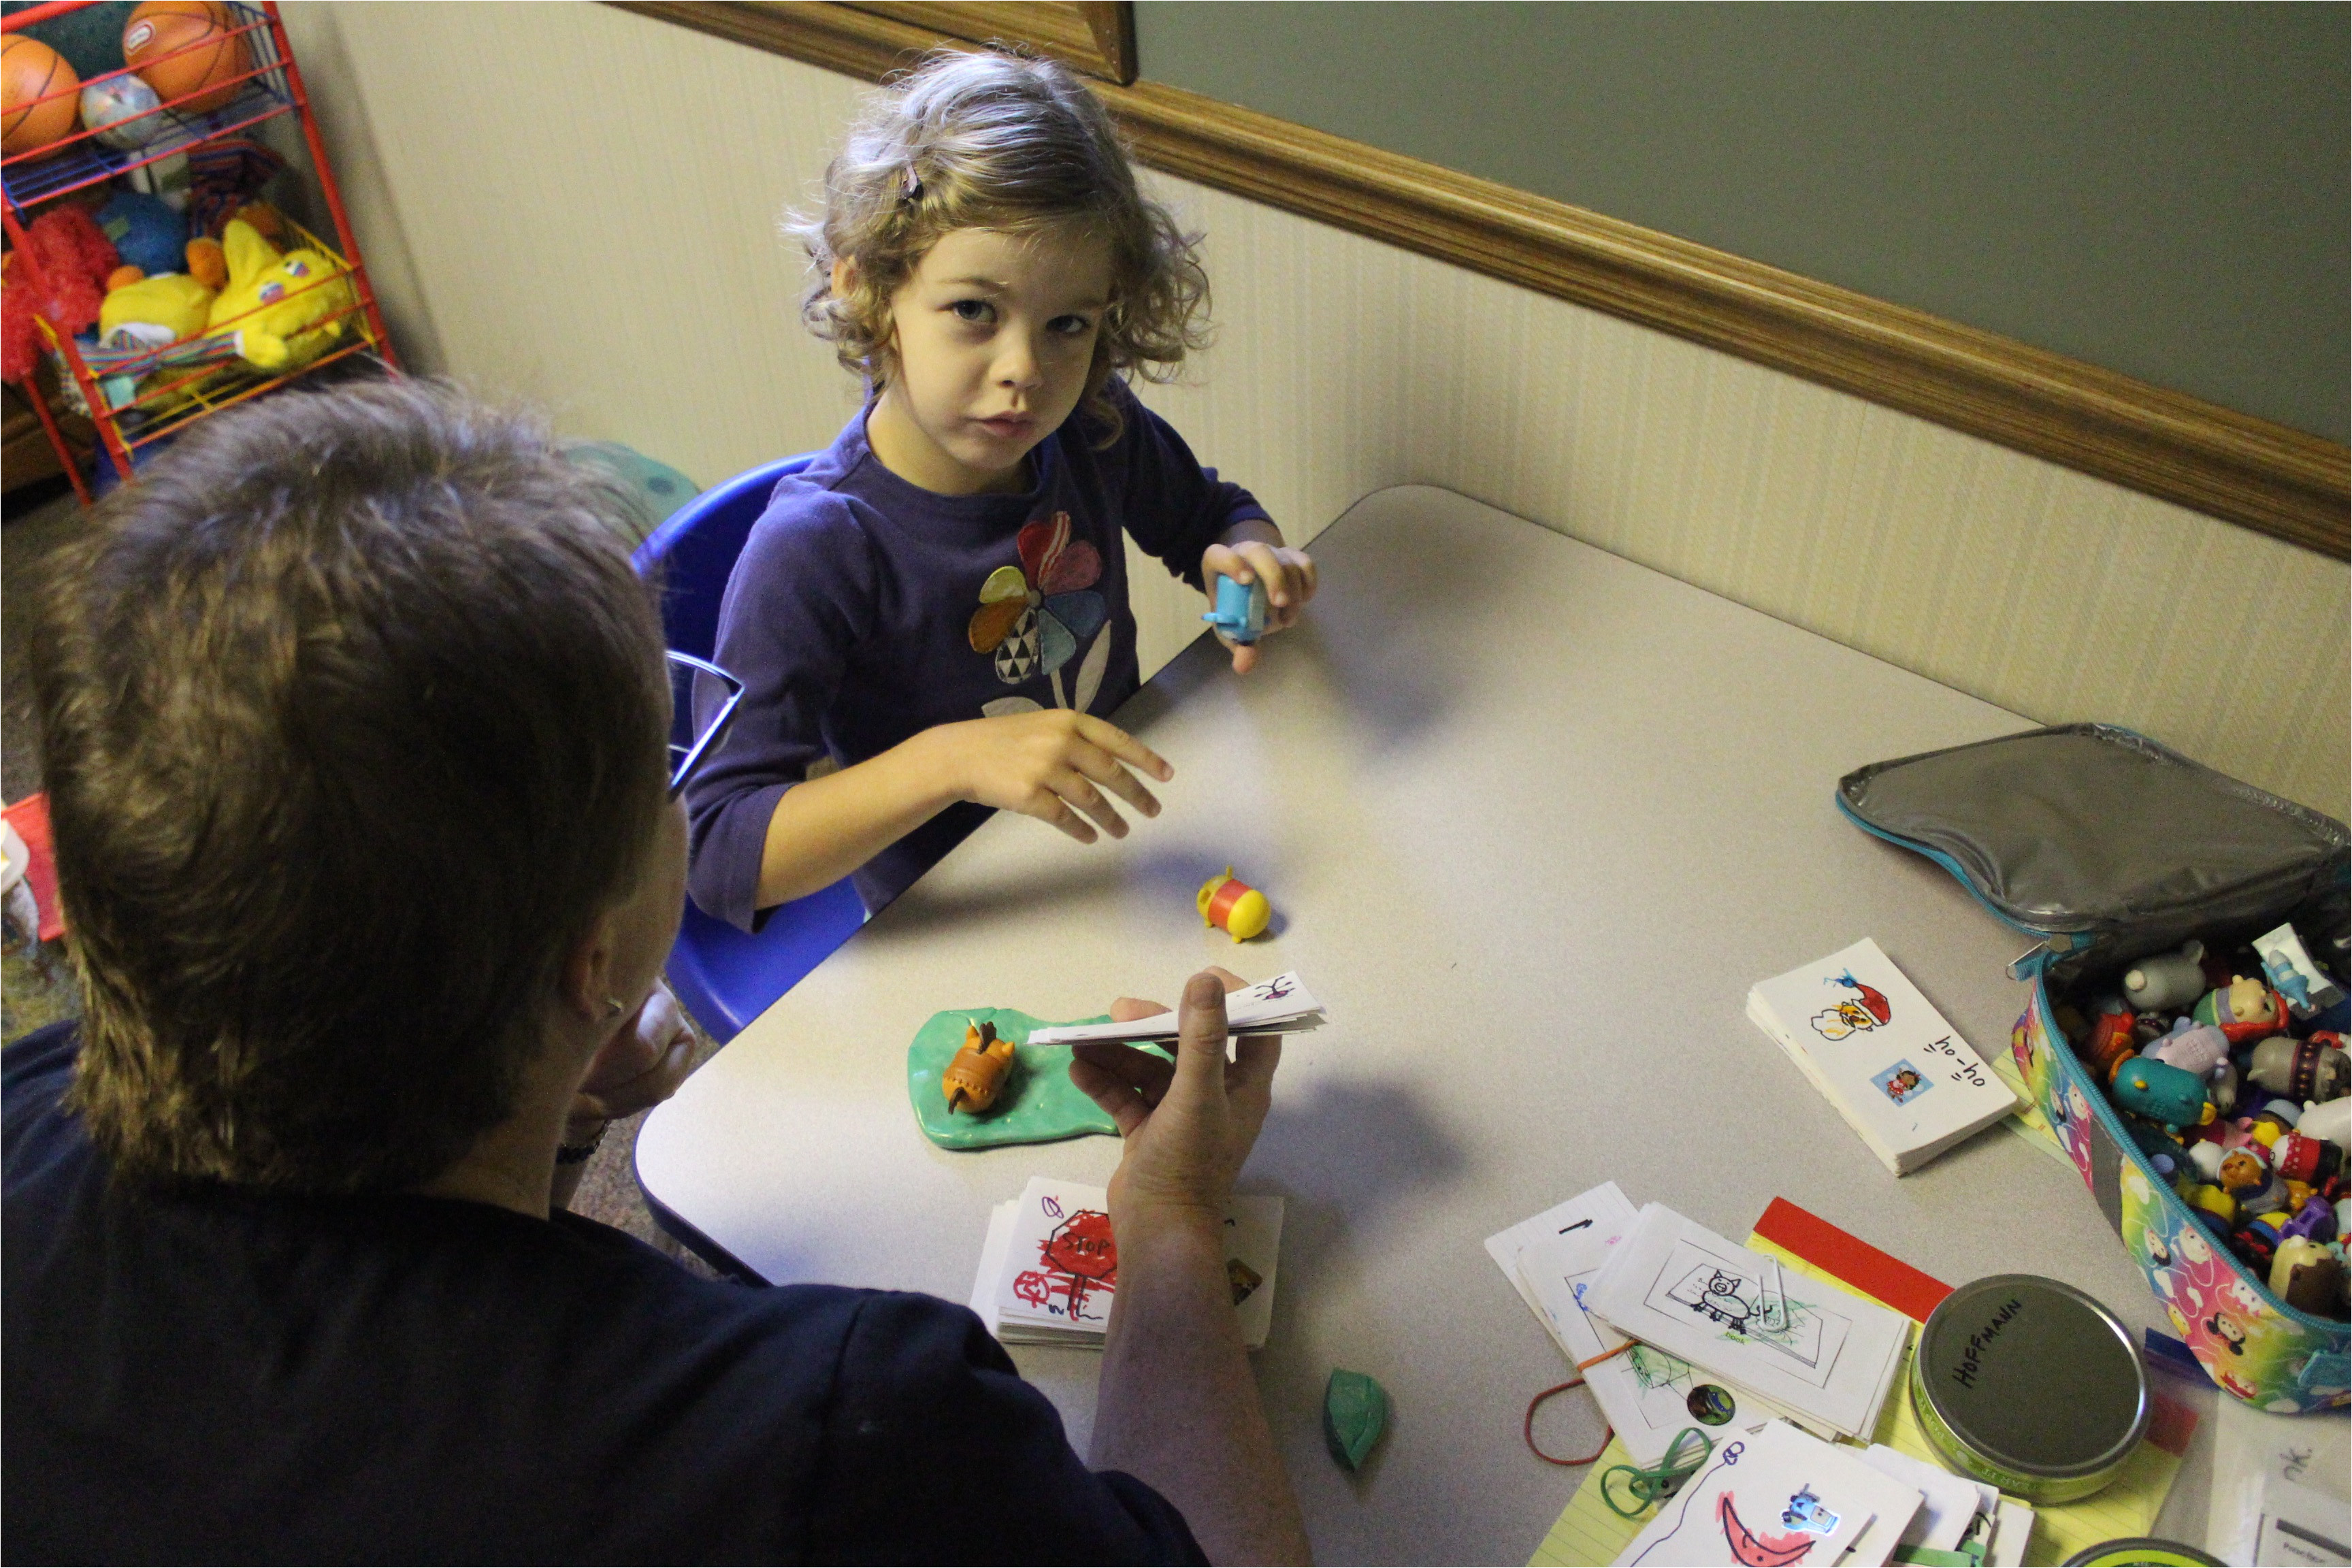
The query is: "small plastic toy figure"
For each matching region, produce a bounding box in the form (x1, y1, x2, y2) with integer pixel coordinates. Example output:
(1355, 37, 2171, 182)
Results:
(2219, 1145, 2289, 1217)
(2144, 1019, 2230, 1079)
(2253, 921, 2347, 1020)
(1197, 866, 1271, 942)
(2269, 1236, 2349, 1317)
(2247, 1035, 2350, 1103)
(2110, 1057, 2215, 1134)
(942, 1019, 1017, 1114)
(2087, 1013, 2140, 1081)
(2281, 1194, 2337, 1244)
(2121, 942, 2208, 1012)
(2187, 1183, 2236, 1226)
(2193, 976, 2291, 1043)
(2273, 1128, 2346, 1187)
(2300, 1095, 2352, 1150)
(1202, 574, 1268, 644)
(2210, 1062, 2242, 1117)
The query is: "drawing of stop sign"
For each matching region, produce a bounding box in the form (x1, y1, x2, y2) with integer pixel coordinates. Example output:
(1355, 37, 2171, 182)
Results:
(1044, 1209, 1117, 1286)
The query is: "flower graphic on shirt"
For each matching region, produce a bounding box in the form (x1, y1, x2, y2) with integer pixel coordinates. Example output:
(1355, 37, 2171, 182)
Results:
(967, 511, 1113, 713)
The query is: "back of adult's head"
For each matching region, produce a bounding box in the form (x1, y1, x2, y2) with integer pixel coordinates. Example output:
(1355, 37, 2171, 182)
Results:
(30, 376, 671, 1194)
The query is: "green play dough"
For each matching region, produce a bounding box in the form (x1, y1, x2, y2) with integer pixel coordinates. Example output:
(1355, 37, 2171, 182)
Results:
(907, 1007, 1145, 1151)
(1323, 1369, 1390, 1471)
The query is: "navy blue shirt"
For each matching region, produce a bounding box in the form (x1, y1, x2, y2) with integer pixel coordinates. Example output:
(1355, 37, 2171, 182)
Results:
(687, 382, 1267, 928)
(2, 1023, 1203, 1565)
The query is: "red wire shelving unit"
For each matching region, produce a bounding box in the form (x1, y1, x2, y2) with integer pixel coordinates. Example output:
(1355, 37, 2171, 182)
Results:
(2, 0, 399, 501)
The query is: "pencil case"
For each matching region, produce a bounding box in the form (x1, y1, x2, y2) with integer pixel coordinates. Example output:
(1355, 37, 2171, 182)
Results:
(1835, 723, 2351, 1413)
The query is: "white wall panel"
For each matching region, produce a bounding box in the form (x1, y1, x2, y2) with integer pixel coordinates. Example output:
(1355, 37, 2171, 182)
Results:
(280, 1, 2349, 816)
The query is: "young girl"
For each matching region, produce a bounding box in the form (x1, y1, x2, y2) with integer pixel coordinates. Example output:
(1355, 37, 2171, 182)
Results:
(686, 49, 1316, 930)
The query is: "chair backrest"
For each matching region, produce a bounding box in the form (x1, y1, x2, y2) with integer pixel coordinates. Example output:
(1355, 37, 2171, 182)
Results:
(631, 453, 816, 662)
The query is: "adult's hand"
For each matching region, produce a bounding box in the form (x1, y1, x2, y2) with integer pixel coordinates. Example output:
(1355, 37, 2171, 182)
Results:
(1067, 968, 1279, 1239)
(568, 981, 696, 1132)
(1069, 968, 1309, 1565)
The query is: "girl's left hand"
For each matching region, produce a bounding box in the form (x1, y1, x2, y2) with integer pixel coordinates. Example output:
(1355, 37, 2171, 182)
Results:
(568, 981, 698, 1137)
(1200, 536, 1318, 675)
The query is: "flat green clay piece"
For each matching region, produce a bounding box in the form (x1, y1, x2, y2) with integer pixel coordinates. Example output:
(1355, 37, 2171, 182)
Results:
(1323, 1369, 1390, 1471)
(907, 1007, 1129, 1151)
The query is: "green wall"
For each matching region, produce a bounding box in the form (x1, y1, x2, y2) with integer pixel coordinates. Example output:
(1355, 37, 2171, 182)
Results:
(1134, 2, 2350, 445)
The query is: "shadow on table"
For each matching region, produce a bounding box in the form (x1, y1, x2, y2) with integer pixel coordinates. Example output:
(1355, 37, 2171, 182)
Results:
(1247, 1071, 1468, 1289)
(867, 843, 1247, 943)
(1286, 504, 1504, 755)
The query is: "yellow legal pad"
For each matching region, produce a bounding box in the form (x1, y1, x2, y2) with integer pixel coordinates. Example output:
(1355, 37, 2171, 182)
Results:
(1526, 1203, 2191, 1567)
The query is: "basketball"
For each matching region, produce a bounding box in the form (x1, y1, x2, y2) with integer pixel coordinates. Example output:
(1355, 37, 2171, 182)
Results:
(123, 0, 247, 116)
(3, 34, 82, 159)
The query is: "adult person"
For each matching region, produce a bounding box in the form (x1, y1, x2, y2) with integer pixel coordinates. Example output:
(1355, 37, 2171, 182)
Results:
(3, 378, 1311, 1565)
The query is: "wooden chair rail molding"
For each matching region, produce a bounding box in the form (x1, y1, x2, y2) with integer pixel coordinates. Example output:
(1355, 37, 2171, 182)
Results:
(613, 0, 2351, 559)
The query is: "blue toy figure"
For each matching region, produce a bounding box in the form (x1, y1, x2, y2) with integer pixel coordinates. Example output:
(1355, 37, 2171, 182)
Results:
(2110, 1056, 2215, 1134)
(1203, 574, 1268, 644)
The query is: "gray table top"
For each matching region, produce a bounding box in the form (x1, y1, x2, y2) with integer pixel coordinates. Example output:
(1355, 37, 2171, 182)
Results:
(637, 485, 2192, 1565)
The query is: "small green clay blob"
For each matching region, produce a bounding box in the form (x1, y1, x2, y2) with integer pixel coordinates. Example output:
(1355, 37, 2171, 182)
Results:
(907, 1008, 1149, 1151)
(1322, 1369, 1390, 1472)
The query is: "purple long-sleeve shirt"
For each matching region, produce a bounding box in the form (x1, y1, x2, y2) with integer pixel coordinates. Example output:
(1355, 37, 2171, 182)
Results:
(687, 382, 1269, 929)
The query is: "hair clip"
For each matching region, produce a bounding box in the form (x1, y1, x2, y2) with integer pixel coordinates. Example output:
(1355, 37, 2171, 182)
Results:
(902, 163, 924, 201)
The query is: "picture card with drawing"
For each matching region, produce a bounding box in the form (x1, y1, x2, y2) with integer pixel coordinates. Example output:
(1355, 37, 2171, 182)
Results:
(1582, 1205, 1910, 1439)
(1746, 938, 2019, 1175)
(970, 1177, 1285, 1349)
(1023, 973, 1324, 1047)
(1513, 1223, 1805, 1466)
(1857, 1443, 1995, 1556)
(1612, 1419, 1923, 1568)
(1483, 1179, 1639, 1326)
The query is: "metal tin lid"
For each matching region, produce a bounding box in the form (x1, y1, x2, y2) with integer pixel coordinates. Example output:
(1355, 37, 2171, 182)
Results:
(1916, 1275, 2149, 1482)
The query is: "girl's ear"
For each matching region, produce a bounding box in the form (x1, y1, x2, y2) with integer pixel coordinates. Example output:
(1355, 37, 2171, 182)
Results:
(830, 255, 858, 300)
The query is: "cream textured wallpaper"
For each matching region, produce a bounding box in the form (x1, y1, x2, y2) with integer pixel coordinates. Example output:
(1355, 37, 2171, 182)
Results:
(278, 2, 2347, 817)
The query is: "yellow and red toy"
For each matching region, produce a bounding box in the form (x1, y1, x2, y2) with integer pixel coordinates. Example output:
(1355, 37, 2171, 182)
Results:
(1197, 866, 1271, 943)
(942, 1019, 1016, 1114)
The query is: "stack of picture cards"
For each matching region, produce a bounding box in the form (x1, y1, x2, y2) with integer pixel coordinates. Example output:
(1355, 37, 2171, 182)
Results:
(1581, 1205, 1910, 1441)
(1023, 973, 1325, 1046)
(1487, 1183, 1806, 1465)
(970, 1177, 1285, 1350)
(1747, 938, 2019, 1175)
(1611, 1419, 1925, 1567)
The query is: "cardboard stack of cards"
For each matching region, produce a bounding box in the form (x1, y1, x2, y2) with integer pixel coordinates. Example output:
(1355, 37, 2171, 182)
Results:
(971, 1177, 1284, 1349)
(1488, 1187, 2035, 1568)
(1748, 938, 2019, 1175)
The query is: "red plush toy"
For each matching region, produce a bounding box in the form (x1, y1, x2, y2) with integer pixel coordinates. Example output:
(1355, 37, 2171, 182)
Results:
(2, 203, 120, 383)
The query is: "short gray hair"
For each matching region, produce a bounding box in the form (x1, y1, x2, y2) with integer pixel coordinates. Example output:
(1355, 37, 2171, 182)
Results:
(34, 377, 672, 1192)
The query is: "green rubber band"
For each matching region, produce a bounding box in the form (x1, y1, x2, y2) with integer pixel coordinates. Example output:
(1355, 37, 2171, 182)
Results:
(1599, 1427, 1716, 1519)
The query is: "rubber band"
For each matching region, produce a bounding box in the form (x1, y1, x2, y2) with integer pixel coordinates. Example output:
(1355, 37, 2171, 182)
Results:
(1575, 1341, 1634, 1373)
(1521, 1377, 1612, 1467)
(1599, 1426, 1716, 1518)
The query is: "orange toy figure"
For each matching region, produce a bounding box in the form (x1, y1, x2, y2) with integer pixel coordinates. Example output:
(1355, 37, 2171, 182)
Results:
(2086, 1012, 2139, 1082)
(1197, 866, 1271, 942)
(942, 1019, 1016, 1114)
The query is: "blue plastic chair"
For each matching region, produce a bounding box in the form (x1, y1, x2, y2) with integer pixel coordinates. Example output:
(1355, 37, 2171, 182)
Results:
(634, 455, 866, 1044)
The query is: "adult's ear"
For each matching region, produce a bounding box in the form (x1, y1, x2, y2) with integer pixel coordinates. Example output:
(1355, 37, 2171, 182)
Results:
(557, 906, 625, 1026)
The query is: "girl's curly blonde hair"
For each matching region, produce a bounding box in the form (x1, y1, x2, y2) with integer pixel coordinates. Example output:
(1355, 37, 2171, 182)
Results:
(787, 48, 1210, 441)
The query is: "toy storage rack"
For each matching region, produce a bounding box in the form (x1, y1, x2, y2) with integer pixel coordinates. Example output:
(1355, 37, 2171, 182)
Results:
(1, 0, 397, 500)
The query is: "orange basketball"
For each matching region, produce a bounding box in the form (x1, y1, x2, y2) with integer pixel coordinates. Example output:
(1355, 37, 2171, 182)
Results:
(124, 0, 247, 116)
(2, 33, 82, 159)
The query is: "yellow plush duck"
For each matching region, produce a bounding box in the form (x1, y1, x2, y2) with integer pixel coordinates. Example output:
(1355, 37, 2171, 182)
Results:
(205, 218, 355, 374)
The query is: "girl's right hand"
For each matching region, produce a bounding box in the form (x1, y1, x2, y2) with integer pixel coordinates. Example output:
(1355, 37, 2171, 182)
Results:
(930, 709, 1173, 843)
